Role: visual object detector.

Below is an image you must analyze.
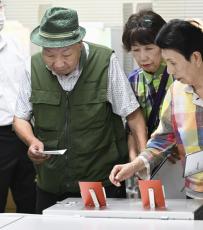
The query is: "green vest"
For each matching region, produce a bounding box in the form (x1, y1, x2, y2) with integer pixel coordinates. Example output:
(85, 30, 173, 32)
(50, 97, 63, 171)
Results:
(30, 43, 128, 194)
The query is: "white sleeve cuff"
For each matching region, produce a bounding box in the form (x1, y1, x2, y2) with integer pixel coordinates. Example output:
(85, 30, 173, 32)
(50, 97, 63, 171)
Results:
(136, 156, 150, 180)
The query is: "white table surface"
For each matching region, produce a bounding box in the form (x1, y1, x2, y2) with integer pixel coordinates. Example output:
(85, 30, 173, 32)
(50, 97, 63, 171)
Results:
(1, 214, 203, 230)
(0, 214, 24, 228)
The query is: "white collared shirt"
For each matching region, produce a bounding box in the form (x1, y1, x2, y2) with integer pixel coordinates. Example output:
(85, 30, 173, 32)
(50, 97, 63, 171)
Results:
(0, 34, 28, 125)
(15, 42, 139, 120)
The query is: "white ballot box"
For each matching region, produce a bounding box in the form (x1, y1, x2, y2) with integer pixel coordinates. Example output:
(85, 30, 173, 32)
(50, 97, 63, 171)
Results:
(43, 198, 203, 220)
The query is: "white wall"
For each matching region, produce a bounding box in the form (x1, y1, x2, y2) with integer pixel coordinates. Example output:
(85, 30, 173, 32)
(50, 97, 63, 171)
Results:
(4, 0, 152, 29)
(3, 0, 203, 65)
(3, 0, 141, 55)
(4, 0, 203, 31)
(153, 0, 203, 21)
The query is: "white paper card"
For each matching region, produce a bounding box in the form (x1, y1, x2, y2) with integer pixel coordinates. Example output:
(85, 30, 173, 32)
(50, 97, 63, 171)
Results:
(184, 150, 203, 177)
(89, 188, 100, 207)
(42, 149, 67, 155)
(148, 188, 155, 209)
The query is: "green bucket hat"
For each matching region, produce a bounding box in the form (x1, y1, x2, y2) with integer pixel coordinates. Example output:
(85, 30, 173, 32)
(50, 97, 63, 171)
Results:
(30, 7, 86, 48)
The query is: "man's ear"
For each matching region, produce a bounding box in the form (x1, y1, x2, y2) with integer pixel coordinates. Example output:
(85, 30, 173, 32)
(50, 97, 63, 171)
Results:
(191, 51, 202, 67)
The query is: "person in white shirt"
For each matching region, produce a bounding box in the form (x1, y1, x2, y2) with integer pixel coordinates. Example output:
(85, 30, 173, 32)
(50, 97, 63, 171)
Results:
(0, 0, 36, 213)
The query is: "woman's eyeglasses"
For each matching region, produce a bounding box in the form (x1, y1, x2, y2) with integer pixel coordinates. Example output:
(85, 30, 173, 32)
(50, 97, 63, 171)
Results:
(188, 19, 203, 31)
(126, 17, 153, 30)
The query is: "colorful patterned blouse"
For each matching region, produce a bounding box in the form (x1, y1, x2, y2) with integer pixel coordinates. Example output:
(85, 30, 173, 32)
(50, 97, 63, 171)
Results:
(141, 80, 203, 195)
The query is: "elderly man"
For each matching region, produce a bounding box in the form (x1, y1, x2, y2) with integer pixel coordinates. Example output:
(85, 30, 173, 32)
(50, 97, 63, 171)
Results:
(0, 0, 36, 213)
(14, 7, 147, 213)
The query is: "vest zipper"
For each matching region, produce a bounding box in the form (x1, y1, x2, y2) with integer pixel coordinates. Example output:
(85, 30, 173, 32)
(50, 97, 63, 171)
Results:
(65, 91, 71, 159)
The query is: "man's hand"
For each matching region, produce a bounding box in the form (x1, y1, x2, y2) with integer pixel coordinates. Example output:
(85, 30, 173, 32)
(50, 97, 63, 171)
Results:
(28, 138, 50, 164)
(109, 158, 145, 187)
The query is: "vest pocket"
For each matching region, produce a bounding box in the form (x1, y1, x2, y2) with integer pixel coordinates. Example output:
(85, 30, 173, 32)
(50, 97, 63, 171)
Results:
(71, 88, 107, 129)
(36, 130, 59, 150)
(35, 154, 66, 194)
(30, 90, 61, 130)
(34, 138, 67, 194)
(42, 139, 58, 151)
